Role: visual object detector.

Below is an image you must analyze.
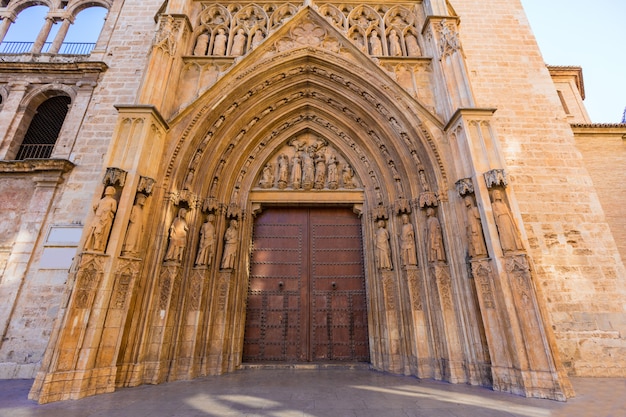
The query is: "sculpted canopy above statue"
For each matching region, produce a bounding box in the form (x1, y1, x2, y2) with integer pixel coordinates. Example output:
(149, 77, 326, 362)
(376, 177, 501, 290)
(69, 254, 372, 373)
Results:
(255, 134, 360, 191)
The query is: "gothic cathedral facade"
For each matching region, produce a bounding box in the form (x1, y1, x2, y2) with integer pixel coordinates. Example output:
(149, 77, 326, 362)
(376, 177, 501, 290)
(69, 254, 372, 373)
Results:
(0, 0, 624, 404)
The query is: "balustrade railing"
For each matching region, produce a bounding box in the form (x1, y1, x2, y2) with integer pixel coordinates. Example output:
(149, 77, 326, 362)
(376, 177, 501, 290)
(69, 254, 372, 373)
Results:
(0, 41, 95, 55)
(15, 144, 55, 160)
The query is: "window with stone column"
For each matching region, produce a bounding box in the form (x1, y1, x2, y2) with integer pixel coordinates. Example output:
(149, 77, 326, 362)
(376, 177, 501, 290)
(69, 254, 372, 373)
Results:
(0, 2, 108, 55)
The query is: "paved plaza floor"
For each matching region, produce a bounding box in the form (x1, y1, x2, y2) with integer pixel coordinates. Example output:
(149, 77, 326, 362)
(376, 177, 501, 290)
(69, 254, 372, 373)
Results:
(1, 367, 625, 417)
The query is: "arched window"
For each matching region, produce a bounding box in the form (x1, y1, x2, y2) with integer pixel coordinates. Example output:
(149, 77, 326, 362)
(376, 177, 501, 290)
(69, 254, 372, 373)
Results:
(1, 5, 51, 53)
(15, 95, 71, 160)
(65, 6, 107, 44)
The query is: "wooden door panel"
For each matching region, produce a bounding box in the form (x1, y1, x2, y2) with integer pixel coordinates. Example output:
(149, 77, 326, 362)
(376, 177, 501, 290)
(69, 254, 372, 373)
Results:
(244, 207, 369, 363)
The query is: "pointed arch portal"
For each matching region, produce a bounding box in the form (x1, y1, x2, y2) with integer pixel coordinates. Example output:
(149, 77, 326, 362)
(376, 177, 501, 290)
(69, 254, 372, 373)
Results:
(31, 6, 571, 404)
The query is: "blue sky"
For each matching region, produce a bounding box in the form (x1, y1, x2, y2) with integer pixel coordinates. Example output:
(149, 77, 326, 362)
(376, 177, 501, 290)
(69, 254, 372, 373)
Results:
(520, 0, 626, 123)
(3, 2, 624, 123)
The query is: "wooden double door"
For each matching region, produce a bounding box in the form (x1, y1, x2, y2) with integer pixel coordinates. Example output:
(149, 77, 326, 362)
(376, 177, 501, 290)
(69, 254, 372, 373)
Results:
(243, 207, 370, 362)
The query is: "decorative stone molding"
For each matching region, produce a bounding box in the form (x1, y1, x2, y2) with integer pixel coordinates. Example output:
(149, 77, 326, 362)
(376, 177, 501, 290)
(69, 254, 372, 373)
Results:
(484, 169, 507, 189)
(406, 267, 423, 311)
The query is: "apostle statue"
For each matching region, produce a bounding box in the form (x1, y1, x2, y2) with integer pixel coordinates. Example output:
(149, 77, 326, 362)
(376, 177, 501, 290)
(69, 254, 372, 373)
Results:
(400, 214, 417, 266)
(464, 196, 488, 257)
(221, 219, 239, 269)
(121, 193, 147, 257)
(164, 208, 189, 262)
(85, 186, 118, 252)
(491, 190, 524, 252)
(426, 208, 446, 262)
(375, 220, 393, 270)
(195, 214, 216, 266)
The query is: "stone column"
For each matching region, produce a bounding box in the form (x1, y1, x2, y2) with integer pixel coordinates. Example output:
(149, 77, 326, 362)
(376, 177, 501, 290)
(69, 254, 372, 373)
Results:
(48, 17, 72, 54)
(0, 82, 29, 159)
(0, 12, 17, 44)
(405, 266, 433, 377)
(422, 16, 474, 119)
(32, 17, 55, 54)
(30, 107, 168, 403)
(444, 107, 574, 400)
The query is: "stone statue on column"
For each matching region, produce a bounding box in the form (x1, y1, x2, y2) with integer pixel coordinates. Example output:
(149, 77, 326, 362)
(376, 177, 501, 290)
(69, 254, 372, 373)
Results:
(491, 190, 524, 252)
(195, 214, 216, 266)
(121, 193, 147, 257)
(464, 196, 488, 257)
(164, 208, 189, 262)
(375, 219, 393, 270)
(400, 214, 417, 266)
(221, 219, 239, 269)
(426, 208, 446, 262)
(85, 186, 118, 252)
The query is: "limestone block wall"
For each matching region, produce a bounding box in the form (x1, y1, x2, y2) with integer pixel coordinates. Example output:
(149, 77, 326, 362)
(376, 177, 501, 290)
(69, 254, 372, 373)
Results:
(574, 131, 626, 265)
(452, 0, 626, 376)
(0, 0, 163, 378)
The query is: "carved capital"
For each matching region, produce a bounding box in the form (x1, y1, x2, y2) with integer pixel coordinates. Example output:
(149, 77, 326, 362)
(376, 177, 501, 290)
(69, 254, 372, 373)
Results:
(371, 205, 389, 220)
(417, 191, 438, 208)
(394, 198, 411, 215)
(484, 169, 507, 189)
(455, 178, 474, 196)
(137, 176, 156, 195)
(103, 167, 127, 187)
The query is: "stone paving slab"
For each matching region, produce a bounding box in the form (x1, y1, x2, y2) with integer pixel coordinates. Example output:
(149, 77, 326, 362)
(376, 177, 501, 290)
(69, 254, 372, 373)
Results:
(1, 368, 625, 417)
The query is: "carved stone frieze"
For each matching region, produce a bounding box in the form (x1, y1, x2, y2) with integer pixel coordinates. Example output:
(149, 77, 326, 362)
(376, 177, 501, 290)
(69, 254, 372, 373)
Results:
(155, 15, 186, 56)
(217, 271, 232, 310)
(158, 265, 178, 310)
(254, 133, 360, 191)
(188, 269, 205, 311)
(381, 269, 396, 311)
(505, 254, 532, 306)
(112, 259, 140, 310)
(73, 254, 106, 309)
(432, 263, 453, 310)
(470, 259, 495, 309)
(406, 267, 423, 311)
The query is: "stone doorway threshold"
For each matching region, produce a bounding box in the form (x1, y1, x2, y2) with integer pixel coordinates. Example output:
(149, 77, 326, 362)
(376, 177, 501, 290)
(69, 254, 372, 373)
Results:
(240, 362, 372, 370)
